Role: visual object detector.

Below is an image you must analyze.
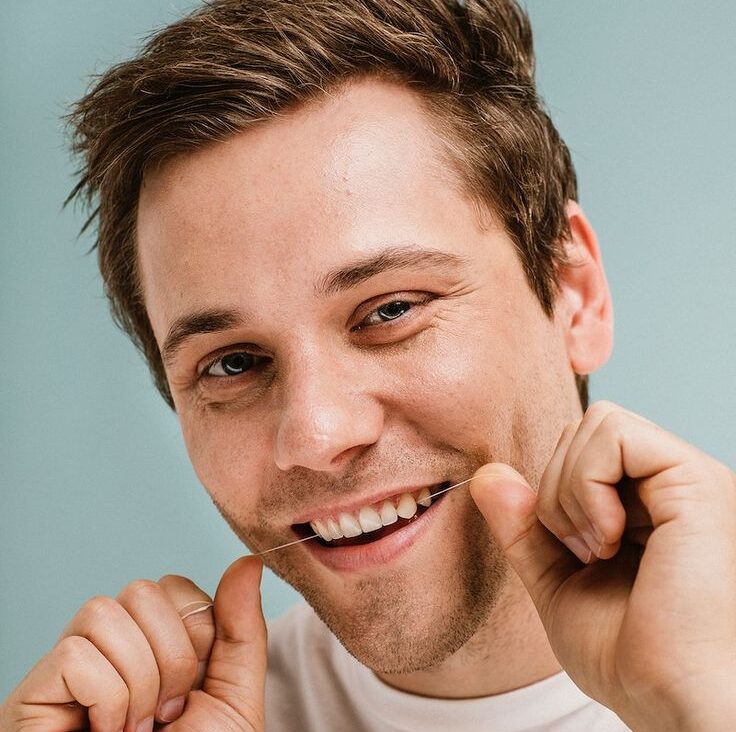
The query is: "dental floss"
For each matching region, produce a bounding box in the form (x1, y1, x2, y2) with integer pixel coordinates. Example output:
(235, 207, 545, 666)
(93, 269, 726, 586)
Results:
(178, 600, 215, 619)
(252, 476, 475, 556)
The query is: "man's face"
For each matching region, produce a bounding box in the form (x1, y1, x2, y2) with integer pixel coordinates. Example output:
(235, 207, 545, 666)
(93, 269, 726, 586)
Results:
(137, 78, 583, 673)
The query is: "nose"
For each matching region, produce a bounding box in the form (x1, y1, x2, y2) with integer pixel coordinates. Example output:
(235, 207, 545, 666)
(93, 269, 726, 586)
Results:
(273, 345, 384, 473)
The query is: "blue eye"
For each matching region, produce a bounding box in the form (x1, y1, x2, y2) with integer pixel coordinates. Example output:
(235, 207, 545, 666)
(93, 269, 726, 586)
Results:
(207, 352, 256, 377)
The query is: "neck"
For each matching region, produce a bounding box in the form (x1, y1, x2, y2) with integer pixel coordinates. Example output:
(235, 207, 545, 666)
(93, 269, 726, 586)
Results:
(375, 573, 560, 698)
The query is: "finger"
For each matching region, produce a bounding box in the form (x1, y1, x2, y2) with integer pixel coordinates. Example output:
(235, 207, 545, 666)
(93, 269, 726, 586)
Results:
(543, 405, 655, 561)
(9, 634, 128, 732)
(204, 556, 268, 730)
(470, 463, 581, 622)
(116, 580, 199, 724)
(537, 421, 595, 563)
(574, 416, 736, 635)
(559, 402, 647, 558)
(557, 402, 623, 551)
(559, 401, 622, 484)
(566, 451, 626, 560)
(575, 411, 715, 530)
(157, 574, 216, 691)
(60, 596, 159, 732)
(618, 476, 653, 532)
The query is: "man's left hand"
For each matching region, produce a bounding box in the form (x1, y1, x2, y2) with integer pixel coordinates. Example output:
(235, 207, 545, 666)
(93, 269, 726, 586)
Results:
(470, 400, 736, 732)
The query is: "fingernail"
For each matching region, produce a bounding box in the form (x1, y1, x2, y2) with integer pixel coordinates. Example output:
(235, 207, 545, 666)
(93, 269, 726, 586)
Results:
(159, 695, 186, 722)
(562, 535, 593, 563)
(136, 717, 154, 732)
(582, 530, 602, 557)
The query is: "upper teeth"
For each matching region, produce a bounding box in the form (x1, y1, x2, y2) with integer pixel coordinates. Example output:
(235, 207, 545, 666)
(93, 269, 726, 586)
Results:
(309, 487, 433, 542)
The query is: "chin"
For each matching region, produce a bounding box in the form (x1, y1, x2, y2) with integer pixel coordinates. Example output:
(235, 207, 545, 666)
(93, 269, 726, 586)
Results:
(283, 514, 510, 674)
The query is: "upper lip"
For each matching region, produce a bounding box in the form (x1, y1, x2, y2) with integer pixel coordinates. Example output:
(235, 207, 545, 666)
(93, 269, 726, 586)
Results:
(292, 481, 444, 525)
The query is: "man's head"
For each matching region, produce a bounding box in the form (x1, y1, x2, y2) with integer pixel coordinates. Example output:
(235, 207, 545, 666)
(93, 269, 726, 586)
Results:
(69, 0, 588, 410)
(68, 0, 613, 674)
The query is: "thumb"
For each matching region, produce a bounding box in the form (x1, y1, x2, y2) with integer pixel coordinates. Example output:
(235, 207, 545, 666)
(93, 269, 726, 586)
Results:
(205, 555, 267, 728)
(470, 463, 578, 618)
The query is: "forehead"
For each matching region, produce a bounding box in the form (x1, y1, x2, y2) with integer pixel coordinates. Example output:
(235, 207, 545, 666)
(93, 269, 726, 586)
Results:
(136, 78, 485, 339)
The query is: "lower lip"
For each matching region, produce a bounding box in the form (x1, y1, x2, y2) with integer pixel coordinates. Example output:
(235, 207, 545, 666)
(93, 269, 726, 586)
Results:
(301, 491, 449, 572)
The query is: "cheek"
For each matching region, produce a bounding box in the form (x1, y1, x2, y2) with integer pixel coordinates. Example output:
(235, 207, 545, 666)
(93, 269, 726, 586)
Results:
(388, 288, 564, 461)
(179, 409, 270, 511)
(388, 325, 518, 453)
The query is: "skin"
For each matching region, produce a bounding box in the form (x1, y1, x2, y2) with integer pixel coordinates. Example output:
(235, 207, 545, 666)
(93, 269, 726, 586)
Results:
(2, 77, 734, 732)
(138, 77, 584, 688)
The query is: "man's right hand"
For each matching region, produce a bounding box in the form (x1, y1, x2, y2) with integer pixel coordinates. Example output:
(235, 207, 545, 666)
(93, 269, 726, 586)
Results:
(0, 555, 267, 732)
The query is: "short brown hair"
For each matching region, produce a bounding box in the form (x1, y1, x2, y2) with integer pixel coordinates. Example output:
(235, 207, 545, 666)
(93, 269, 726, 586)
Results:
(67, 0, 587, 410)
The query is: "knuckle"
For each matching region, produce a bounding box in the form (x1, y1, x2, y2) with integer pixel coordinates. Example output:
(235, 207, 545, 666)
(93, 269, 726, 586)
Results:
(118, 578, 160, 604)
(586, 399, 617, 418)
(57, 634, 92, 662)
(157, 574, 212, 605)
(158, 573, 210, 595)
(82, 595, 120, 622)
(157, 573, 186, 584)
(599, 409, 628, 434)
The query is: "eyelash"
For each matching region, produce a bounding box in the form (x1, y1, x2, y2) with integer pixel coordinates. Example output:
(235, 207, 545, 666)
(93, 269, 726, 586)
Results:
(200, 294, 432, 382)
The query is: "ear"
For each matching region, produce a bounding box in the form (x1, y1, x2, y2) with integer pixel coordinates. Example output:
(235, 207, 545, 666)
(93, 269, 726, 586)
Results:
(555, 200, 614, 375)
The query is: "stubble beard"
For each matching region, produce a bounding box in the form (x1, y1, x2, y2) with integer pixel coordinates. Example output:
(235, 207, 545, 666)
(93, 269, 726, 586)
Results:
(263, 491, 510, 675)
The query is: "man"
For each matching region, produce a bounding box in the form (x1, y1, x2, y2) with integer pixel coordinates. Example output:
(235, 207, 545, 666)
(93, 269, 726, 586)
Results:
(2, 1, 734, 731)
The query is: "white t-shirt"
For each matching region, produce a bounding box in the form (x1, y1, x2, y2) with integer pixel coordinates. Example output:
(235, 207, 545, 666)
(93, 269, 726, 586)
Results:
(265, 602, 632, 731)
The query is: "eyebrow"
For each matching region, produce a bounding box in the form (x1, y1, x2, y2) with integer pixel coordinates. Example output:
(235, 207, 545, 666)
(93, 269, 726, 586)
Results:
(161, 308, 244, 367)
(314, 244, 468, 297)
(161, 244, 468, 367)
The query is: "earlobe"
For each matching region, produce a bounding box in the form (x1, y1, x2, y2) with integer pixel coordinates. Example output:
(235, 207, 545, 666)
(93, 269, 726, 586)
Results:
(556, 201, 614, 376)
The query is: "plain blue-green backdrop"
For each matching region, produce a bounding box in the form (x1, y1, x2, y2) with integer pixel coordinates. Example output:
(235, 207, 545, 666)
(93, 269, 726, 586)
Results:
(1, 0, 734, 697)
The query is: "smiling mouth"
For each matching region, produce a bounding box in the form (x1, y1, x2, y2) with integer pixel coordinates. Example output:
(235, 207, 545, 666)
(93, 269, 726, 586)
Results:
(292, 481, 451, 548)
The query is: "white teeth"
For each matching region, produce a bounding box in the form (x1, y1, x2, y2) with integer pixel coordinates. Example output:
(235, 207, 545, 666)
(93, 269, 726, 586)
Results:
(379, 499, 398, 526)
(309, 486, 436, 542)
(326, 517, 343, 540)
(358, 506, 383, 533)
(416, 487, 432, 507)
(310, 519, 331, 541)
(338, 512, 362, 538)
(396, 492, 418, 520)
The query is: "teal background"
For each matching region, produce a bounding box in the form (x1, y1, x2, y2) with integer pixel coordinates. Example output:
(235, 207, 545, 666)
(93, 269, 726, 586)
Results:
(1, 0, 734, 697)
